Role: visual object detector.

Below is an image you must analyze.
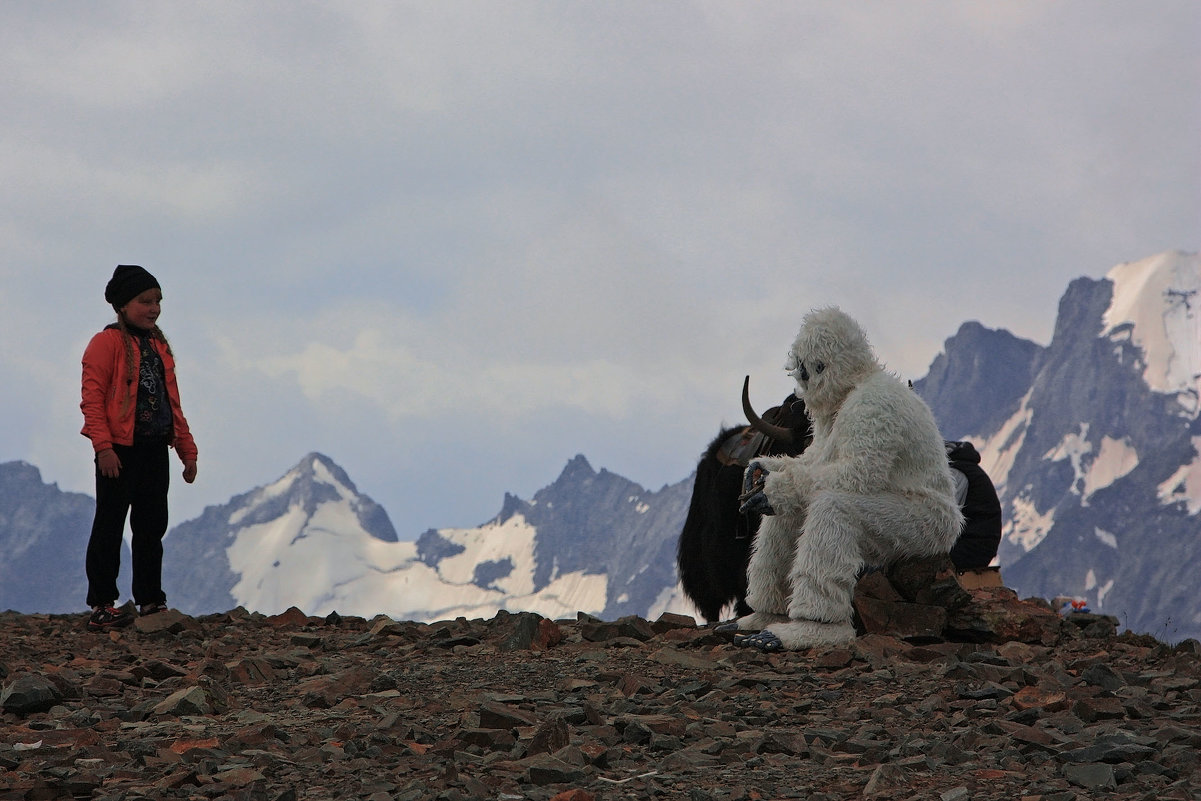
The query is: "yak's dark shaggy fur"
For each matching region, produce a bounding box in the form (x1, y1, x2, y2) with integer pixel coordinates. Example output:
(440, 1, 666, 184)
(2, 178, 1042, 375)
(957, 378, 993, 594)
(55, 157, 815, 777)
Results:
(676, 395, 811, 623)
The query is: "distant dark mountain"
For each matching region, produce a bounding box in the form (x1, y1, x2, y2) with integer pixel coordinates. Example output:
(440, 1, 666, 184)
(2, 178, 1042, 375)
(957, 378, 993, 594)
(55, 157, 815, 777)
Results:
(525, 455, 692, 620)
(912, 320, 1045, 442)
(417, 454, 693, 620)
(0, 461, 97, 613)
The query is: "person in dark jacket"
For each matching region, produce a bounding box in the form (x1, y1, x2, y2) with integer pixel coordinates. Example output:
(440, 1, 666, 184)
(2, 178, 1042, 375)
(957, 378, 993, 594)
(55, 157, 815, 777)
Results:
(945, 440, 1002, 571)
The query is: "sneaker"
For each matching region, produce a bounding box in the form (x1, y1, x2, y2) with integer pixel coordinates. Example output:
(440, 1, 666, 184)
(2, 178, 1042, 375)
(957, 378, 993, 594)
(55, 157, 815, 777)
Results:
(139, 602, 168, 617)
(88, 605, 134, 631)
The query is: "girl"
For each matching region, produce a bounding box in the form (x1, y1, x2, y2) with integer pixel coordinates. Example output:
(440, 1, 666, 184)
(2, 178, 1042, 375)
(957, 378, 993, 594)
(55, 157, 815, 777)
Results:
(80, 265, 198, 631)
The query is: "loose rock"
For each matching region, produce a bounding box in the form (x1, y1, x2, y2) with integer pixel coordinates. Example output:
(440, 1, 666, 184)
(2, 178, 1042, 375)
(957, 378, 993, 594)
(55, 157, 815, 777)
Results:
(0, 605, 1198, 800)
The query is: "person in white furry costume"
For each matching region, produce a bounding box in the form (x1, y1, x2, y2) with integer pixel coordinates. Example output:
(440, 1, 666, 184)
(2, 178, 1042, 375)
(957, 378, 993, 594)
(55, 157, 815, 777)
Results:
(732, 307, 963, 652)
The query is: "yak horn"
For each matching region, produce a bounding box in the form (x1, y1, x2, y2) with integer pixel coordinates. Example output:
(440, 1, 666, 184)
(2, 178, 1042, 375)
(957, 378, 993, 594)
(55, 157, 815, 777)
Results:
(742, 376, 795, 445)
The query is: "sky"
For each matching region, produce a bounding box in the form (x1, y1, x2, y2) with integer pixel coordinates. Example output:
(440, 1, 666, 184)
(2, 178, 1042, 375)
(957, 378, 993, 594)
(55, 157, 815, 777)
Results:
(3, 2, 1199, 539)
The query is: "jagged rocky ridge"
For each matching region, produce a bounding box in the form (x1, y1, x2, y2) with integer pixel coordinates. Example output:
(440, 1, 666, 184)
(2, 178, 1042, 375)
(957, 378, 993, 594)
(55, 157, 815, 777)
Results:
(0, 461, 95, 615)
(416, 454, 692, 621)
(915, 251, 1201, 641)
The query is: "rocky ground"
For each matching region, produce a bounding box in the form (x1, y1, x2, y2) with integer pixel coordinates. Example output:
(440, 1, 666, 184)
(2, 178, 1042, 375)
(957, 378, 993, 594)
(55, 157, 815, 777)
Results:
(2, 596, 1200, 801)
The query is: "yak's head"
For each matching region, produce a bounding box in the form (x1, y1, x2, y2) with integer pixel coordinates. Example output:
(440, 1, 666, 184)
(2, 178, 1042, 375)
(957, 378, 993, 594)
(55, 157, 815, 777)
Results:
(741, 377, 812, 455)
(785, 306, 880, 416)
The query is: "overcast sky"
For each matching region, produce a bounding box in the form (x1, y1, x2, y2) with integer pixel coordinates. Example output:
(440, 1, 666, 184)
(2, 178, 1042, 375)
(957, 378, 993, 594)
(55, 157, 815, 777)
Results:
(3, 2, 1198, 537)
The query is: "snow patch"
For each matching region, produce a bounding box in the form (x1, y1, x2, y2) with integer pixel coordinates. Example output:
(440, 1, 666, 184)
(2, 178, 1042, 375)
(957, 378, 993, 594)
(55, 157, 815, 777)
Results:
(1044, 424, 1091, 495)
(1042, 428, 1138, 504)
(1003, 492, 1056, 553)
(1157, 436, 1201, 514)
(380, 569, 607, 623)
(1102, 251, 1201, 416)
(1094, 528, 1118, 549)
(646, 582, 701, 622)
(1085, 569, 1116, 610)
(514, 570, 607, 619)
(435, 514, 540, 596)
(1082, 437, 1139, 500)
(975, 389, 1034, 493)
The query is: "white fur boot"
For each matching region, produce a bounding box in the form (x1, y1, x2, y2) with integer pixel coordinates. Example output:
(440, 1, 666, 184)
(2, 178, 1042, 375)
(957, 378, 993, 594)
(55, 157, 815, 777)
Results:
(766, 619, 857, 649)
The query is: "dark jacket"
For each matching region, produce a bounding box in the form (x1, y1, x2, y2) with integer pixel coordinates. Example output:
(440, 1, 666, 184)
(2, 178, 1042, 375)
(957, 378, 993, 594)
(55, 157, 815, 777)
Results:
(945, 440, 1002, 570)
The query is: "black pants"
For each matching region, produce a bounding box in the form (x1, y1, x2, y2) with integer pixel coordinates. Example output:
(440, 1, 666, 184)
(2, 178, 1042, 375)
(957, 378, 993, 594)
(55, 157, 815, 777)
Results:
(85, 440, 170, 608)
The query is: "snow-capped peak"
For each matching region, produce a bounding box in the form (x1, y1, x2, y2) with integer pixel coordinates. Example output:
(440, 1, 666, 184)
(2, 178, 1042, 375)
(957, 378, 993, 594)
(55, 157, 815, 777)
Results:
(1102, 250, 1201, 415)
(229, 453, 343, 525)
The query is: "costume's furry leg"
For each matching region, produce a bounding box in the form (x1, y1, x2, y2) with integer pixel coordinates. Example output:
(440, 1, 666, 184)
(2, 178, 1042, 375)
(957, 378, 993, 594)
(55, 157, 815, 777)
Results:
(763, 492, 862, 649)
(787, 493, 862, 624)
(738, 513, 800, 630)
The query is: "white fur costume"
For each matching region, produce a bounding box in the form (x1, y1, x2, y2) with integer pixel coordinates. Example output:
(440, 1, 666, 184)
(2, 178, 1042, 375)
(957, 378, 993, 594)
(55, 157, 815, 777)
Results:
(736, 307, 963, 650)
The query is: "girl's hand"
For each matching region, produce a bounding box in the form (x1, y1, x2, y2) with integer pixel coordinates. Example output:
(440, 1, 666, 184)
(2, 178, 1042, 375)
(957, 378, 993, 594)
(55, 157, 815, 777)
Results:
(97, 449, 121, 478)
(182, 460, 198, 484)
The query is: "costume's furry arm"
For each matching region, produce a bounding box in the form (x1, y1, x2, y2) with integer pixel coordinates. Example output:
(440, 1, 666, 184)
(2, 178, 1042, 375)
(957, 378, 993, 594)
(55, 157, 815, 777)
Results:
(747, 455, 819, 516)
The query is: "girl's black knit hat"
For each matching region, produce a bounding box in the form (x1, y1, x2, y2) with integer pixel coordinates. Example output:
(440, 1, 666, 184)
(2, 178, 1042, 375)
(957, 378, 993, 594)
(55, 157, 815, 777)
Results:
(105, 265, 160, 308)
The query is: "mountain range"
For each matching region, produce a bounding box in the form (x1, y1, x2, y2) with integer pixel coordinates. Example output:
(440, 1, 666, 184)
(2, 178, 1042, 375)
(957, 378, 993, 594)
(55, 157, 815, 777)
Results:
(157, 450, 692, 622)
(3, 250, 1198, 641)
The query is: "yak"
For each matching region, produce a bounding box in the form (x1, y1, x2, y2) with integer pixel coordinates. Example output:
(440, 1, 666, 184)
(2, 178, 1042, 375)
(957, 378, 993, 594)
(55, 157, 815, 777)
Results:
(676, 377, 813, 623)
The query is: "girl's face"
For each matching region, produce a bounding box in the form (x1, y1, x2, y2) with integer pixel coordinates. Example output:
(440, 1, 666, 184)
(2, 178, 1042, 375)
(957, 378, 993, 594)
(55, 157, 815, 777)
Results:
(119, 288, 162, 330)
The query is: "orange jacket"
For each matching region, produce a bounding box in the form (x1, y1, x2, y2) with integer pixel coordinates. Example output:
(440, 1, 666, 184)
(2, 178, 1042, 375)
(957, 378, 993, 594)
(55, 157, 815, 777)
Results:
(80, 327, 198, 463)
